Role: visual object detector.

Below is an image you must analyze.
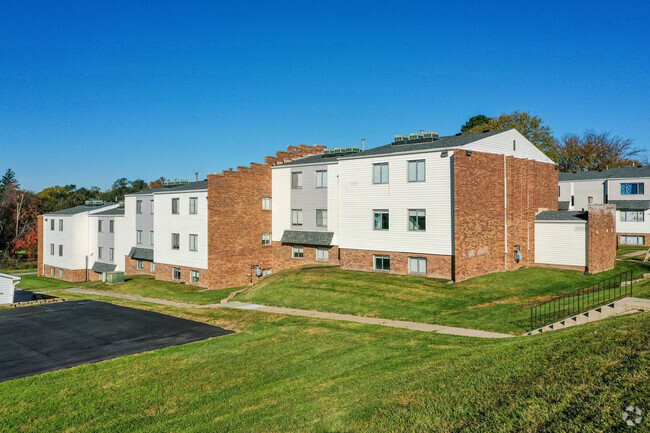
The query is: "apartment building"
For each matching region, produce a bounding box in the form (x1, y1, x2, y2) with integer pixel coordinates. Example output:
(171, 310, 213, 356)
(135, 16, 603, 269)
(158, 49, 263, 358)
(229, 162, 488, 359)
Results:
(559, 167, 650, 245)
(38, 201, 121, 281)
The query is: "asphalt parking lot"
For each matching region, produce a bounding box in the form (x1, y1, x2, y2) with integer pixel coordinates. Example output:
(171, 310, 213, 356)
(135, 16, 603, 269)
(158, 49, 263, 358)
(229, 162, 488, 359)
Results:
(0, 300, 234, 382)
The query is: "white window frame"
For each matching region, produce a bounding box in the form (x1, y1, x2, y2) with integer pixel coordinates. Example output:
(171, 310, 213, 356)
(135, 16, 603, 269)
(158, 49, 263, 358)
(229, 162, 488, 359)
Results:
(620, 182, 645, 195)
(373, 210, 389, 230)
(189, 197, 198, 214)
(50, 243, 54, 255)
(316, 209, 328, 227)
(150, 231, 154, 245)
(620, 210, 644, 222)
(316, 248, 329, 261)
(58, 244, 63, 257)
(292, 246, 304, 258)
(50, 219, 55, 230)
(98, 220, 103, 232)
(151, 262, 156, 272)
(51, 267, 55, 276)
(409, 257, 427, 274)
(291, 172, 303, 189)
(171, 233, 180, 250)
(373, 163, 389, 184)
(190, 270, 200, 284)
(136, 230, 143, 245)
(137, 260, 143, 270)
(98, 247, 103, 259)
(408, 160, 426, 182)
(620, 235, 645, 245)
(189, 234, 198, 252)
(316, 170, 328, 188)
(262, 197, 272, 210)
(172, 267, 181, 280)
(373, 255, 390, 271)
(109, 248, 114, 261)
(262, 233, 271, 246)
(408, 209, 426, 231)
(171, 198, 179, 214)
(136, 200, 143, 214)
(109, 220, 114, 233)
(292, 209, 303, 226)
(150, 200, 154, 214)
(59, 269, 64, 278)
(59, 219, 63, 231)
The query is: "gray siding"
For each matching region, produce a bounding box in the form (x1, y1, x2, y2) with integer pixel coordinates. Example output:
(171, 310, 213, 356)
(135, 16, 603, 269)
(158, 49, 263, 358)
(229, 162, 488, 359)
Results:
(96, 218, 116, 263)
(290, 165, 329, 232)
(607, 178, 650, 201)
(135, 194, 155, 248)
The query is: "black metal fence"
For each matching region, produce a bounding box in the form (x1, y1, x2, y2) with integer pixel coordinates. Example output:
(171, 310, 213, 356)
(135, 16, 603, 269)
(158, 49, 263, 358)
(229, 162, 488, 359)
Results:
(529, 270, 634, 331)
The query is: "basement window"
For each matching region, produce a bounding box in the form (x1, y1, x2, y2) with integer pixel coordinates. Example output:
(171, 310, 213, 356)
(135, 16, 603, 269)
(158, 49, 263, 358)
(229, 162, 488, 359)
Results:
(173, 267, 181, 280)
(409, 257, 427, 274)
(262, 197, 271, 210)
(51, 267, 55, 276)
(374, 255, 390, 271)
(59, 269, 64, 278)
(292, 246, 304, 258)
(316, 248, 329, 261)
(190, 270, 200, 284)
(262, 233, 271, 246)
(137, 260, 143, 270)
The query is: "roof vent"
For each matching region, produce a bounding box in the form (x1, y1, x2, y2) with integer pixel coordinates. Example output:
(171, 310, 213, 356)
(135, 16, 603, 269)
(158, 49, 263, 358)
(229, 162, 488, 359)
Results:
(85, 199, 104, 206)
(163, 179, 190, 188)
(323, 146, 361, 157)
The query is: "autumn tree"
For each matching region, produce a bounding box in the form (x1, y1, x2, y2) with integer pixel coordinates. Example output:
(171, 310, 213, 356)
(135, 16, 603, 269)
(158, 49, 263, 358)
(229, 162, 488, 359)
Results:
(463, 110, 558, 161)
(556, 130, 639, 172)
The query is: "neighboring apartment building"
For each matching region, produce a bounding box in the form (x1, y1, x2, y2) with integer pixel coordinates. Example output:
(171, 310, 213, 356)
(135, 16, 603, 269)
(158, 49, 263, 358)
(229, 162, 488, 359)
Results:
(559, 167, 650, 245)
(38, 201, 121, 282)
(272, 129, 564, 282)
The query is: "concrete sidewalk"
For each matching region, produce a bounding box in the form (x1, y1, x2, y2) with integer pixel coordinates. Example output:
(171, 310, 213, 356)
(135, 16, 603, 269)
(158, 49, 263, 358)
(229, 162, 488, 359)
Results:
(65, 288, 514, 339)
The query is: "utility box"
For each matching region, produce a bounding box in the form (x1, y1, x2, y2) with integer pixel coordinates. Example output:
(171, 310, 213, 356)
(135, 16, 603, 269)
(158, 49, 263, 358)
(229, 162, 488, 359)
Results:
(105, 271, 124, 284)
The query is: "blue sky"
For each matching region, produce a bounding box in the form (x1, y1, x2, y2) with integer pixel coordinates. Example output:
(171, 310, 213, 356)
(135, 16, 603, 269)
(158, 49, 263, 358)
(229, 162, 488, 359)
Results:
(1, 0, 649, 191)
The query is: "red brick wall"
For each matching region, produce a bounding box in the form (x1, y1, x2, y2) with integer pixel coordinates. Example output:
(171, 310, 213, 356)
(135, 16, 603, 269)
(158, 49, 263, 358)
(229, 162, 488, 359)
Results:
(124, 256, 155, 277)
(41, 265, 87, 282)
(155, 262, 208, 287)
(37, 215, 43, 277)
(453, 150, 557, 282)
(207, 145, 327, 289)
(340, 249, 453, 279)
(587, 204, 617, 273)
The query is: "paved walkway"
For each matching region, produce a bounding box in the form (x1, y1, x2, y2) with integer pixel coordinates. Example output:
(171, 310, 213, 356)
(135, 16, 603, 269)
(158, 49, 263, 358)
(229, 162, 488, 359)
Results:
(65, 288, 514, 339)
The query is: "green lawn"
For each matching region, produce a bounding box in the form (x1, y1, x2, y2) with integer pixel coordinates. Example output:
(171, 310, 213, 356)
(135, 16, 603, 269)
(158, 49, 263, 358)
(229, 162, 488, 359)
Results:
(237, 262, 650, 334)
(616, 244, 649, 256)
(0, 293, 647, 433)
(0, 267, 37, 274)
(15, 274, 241, 305)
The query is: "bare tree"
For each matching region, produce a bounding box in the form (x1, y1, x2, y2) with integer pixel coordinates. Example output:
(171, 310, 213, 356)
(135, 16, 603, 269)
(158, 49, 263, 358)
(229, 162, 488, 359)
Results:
(557, 130, 639, 172)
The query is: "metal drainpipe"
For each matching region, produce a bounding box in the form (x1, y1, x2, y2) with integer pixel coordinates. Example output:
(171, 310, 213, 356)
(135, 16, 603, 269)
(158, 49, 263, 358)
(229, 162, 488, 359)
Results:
(504, 155, 508, 270)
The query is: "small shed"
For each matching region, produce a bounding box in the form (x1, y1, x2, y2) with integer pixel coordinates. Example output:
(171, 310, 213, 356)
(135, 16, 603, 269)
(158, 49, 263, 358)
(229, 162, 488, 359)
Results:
(535, 211, 588, 269)
(0, 272, 22, 304)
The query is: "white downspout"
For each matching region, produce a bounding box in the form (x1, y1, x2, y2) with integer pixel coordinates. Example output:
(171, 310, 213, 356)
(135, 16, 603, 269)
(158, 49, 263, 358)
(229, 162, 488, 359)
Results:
(504, 155, 508, 270)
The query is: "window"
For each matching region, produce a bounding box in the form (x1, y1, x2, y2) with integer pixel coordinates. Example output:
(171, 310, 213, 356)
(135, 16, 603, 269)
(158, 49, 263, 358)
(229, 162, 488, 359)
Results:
(190, 270, 200, 284)
(59, 220, 63, 231)
(189, 234, 198, 251)
(374, 255, 390, 271)
(150, 262, 156, 272)
(189, 197, 198, 214)
(50, 219, 55, 230)
(59, 269, 64, 278)
(136, 200, 143, 214)
(620, 211, 645, 222)
(173, 267, 181, 280)
(50, 244, 54, 255)
(98, 247, 103, 259)
(136, 230, 143, 245)
(316, 248, 329, 261)
(621, 183, 644, 195)
(513, 140, 516, 151)
(409, 257, 427, 274)
(58, 245, 63, 256)
(408, 160, 426, 182)
(51, 267, 55, 276)
(262, 233, 271, 246)
(292, 209, 303, 226)
(558, 186, 560, 197)
(316, 209, 328, 227)
(571, 195, 575, 206)
(150, 200, 154, 214)
(109, 248, 114, 261)
(292, 246, 304, 258)
(109, 220, 114, 233)
(408, 209, 426, 231)
(316, 170, 328, 188)
(262, 197, 272, 210)
(150, 231, 154, 245)
(620, 235, 645, 245)
(373, 210, 389, 230)
(291, 172, 303, 189)
(137, 260, 143, 270)
(172, 233, 180, 249)
(98, 220, 103, 232)
(373, 163, 389, 184)
(171, 198, 179, 214)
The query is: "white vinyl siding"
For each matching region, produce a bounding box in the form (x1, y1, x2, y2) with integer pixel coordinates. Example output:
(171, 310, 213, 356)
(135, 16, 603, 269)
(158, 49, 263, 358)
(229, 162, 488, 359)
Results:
(534, 222, 587, 267)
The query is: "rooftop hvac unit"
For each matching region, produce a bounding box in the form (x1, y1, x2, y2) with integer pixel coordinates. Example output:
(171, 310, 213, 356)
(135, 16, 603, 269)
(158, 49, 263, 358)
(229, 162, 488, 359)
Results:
(409, 133, 424, 141)
(394, 135, 409, 143)
(85, 199, 105, 206)
(422, 131, 440, 140)
(323, 146, 361, 157)
(164, 179, 190, 188)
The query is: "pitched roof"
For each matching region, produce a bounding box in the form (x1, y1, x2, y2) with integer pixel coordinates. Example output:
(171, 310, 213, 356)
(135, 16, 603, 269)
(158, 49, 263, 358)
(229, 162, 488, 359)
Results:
(129, 247, 154, 261)
(152, 180, 208, 194)
(281, 230, 334, 246)
(559, 166, 650, 181)
(276, 130, 510, 167)
(535, 210, 588, 222)
(126, 187, 165, 196)
(91, 262, 117, 273)
(46, 203, 117, 216)
(91, 207, 125, 216)
(608, 200, 650, 210)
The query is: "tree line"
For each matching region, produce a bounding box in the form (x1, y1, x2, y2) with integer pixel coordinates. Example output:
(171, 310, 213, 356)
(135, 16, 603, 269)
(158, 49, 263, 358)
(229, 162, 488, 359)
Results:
(460, 111, 641, 171)
(0, 171, 166, 262)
